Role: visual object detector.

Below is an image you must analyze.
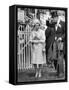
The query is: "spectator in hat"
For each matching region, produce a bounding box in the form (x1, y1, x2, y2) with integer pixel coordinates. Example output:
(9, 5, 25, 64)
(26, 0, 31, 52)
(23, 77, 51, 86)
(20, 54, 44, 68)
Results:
(30, 18, 46, 78)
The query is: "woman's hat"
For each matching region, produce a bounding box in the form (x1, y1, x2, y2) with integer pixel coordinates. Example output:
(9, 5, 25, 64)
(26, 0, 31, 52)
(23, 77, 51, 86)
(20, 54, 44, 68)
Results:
(57, 10, 65, 16)
(33, 18, 40, 25)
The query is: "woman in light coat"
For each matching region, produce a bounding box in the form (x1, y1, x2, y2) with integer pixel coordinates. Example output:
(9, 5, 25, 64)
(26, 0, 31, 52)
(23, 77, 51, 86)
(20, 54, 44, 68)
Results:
(30, 19, 46, 78)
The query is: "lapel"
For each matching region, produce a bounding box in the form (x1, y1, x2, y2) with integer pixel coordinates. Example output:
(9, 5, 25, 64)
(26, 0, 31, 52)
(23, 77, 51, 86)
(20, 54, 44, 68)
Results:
(56, 20, 62, 31)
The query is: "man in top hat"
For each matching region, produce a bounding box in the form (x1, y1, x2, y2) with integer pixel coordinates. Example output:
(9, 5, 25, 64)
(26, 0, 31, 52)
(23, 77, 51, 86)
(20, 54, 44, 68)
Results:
(45, 10, 65, 77)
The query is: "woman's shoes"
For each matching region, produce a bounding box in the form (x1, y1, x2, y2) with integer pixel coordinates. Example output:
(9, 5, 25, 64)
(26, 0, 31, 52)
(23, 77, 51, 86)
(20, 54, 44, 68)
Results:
(38, 73, 42, 78)
(35, 72, 38, 78)
(35, 72, 42, 78)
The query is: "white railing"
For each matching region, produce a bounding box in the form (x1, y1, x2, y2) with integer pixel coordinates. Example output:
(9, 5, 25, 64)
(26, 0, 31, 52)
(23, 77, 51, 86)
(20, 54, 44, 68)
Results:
(17, 24, 33, 70)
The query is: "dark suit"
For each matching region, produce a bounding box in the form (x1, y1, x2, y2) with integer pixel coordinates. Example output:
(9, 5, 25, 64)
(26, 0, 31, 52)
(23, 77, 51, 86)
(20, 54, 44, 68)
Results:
(45, 20, 65, 75)
(55, 21, 65, 76)
(55, 21, 65, 57)
(45, 21, 56, 61)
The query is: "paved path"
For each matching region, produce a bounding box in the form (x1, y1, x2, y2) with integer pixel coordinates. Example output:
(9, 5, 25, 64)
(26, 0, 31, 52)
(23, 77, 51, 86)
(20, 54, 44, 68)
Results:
(18, 66, 65, 82)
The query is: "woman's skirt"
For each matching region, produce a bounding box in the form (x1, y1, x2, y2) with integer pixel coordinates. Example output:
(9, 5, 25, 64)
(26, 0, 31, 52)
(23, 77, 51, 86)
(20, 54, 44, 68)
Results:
(31, 43, 46, 64)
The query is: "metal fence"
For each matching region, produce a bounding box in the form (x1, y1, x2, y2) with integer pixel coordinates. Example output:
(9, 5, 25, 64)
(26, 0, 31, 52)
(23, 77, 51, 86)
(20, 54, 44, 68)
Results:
(17, 24, 33, 70)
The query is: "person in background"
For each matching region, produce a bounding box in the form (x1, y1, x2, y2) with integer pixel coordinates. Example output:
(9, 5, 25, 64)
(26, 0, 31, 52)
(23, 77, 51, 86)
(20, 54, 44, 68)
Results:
(45, 15, 57, 66)
(54, 10, 65, 77)
(29, 18, 46, 78)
